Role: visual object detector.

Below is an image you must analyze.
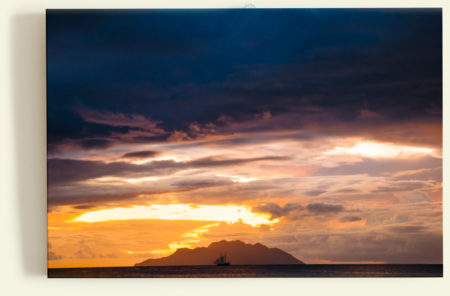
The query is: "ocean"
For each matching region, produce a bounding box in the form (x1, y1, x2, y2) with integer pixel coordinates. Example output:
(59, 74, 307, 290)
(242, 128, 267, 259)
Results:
(48, 264, 442, 278)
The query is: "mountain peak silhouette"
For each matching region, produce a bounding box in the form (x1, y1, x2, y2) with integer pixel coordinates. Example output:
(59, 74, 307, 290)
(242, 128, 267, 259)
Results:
(135, 240, 304, 266)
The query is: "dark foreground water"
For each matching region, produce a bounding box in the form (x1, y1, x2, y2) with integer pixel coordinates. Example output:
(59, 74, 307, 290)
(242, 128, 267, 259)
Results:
(48, 264, 442, 278)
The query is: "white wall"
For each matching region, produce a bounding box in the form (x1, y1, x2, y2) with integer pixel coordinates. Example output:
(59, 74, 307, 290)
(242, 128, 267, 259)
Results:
(1, 1, 449, 295)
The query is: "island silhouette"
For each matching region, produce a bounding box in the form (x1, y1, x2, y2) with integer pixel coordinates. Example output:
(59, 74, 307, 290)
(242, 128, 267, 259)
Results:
(135, 240, 304, 266)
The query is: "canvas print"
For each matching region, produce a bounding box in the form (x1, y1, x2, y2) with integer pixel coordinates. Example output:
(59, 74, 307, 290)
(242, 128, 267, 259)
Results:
(46, 9, 443, 277)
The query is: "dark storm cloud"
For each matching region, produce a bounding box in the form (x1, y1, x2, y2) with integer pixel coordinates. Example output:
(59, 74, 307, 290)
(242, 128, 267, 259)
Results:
(47, 158, 178, 185)
(72, 204, 97, 210)
(47, 155, 291, 186)
(255, 202, 347, 220)
(49, 109, 168, 153)
(171, 178, 233, 189)
(121, 150, 162, 159)
(77, 139, 113, 150)
(79, 109, 165, 132)
(47, 9, 442, 150)
(189, 155, 291, 167)
(254, 202, 304, 219)
(49, 186, 183, 207)
(306, 203, 344, 213)
(340, 215, 362, 222)
(387, 225, 428, 234)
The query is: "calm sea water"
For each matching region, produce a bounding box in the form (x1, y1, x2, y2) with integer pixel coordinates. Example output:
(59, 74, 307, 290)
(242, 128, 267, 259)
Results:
(48, 264, 442, 278)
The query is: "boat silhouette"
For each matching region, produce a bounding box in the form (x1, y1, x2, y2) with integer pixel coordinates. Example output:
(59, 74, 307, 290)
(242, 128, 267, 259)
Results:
(214, 253, 230, 266)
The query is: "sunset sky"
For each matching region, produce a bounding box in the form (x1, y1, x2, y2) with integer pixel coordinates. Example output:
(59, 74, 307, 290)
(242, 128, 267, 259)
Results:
(46, 9, 442, 268)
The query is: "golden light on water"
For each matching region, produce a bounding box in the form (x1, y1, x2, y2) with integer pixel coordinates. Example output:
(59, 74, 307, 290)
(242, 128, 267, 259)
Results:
(72, 204, 278, 227)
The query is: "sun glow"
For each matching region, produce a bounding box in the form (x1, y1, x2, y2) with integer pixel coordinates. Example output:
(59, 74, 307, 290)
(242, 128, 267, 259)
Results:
(167, 223, 220, 253)
(216, 173, 259, 183)
(124, 223, 223, 257)
(72, 204, 278, 227)
(323, 141, 434, 158)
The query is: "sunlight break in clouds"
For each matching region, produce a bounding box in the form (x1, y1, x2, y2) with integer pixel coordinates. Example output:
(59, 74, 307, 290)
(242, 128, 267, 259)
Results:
(216, 174, 260, 183)
(131, 154, 192, 165)
(73, 204, 278, 227)
(143, 223, 222, 257)
(323, 140, 435, 158)
(124, 222, 216, 257)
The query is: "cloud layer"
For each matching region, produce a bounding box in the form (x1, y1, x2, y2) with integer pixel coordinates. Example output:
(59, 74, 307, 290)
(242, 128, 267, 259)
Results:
(46, 9, 442, 267)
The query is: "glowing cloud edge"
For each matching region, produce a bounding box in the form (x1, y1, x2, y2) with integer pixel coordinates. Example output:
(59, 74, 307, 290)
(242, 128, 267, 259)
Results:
(71, 204, 278, 227)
